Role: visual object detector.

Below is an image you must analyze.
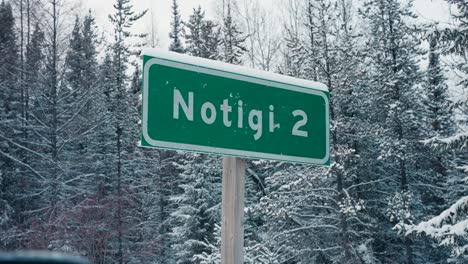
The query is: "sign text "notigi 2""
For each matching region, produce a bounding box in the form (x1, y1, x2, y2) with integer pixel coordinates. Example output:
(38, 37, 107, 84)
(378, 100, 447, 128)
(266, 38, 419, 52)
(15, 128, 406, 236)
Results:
(140, 49, 330, 165)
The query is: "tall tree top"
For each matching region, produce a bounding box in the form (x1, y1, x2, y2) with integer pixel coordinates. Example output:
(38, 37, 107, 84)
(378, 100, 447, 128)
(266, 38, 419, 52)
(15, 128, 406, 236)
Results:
(184, 6, 220, 59)
(169, 0, 184, 53)
(221, 0, 246, 64)
(0, 0, 17, 82)
(108, 0, 147, 78)
(0, 0, 15, 44)
(109, 0, 147, 43)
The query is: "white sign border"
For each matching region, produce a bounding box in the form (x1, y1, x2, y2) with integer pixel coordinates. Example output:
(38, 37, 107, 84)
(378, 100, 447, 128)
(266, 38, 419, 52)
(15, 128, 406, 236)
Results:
(142, 56, 330, 165)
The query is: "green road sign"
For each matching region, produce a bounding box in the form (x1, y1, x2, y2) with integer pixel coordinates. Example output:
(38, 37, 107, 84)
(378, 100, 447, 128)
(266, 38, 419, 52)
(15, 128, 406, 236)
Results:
(141, 49, 330, 165)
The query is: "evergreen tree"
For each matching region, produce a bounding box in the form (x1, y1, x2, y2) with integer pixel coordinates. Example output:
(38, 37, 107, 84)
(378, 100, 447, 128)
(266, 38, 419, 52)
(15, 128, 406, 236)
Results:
(23, 22, 43, 124)
(169, 0, 184, 53)
(170, 7, 223, 261)
(259, 1, 372, 262)
(0, 0, 18, 116)
(11, 0, 72, 249)
(171, 154, 221, 264)
(433, 0, 468, 150)
(108, 0, 147, 263)
(278, 0, 307, 78)
(220, 0, 246, 64)
(407, 2, 468, 262)
(0, 0, 465, 262)
(279, 28, 306, 78)
(200, 20, 221, 60)
(155, 149, 185, 264)
(14, 22, 43, 248)
(417, 36, 454, 237)
(65, 17, 83, 92)
(360, 0, 433, 262)
(184, 6, 220, 59)
(325, 0, 373, 261)
(59, 12, 117, 262)
(426, 38, 453, 138)
(19, 0, 100, 249)
(0, 0, 19, 250)
(0, 0, 19, 141)
(184, 7, 204, 58)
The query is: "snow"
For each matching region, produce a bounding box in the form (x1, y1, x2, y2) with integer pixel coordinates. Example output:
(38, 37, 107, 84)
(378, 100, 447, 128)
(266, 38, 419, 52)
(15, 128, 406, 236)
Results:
(357, 243, 377, 264)
(421, 131, 468, 149)
(142, 48, 329, 92)
(407, 196, 468, 240)
(458, 165, 468, 173)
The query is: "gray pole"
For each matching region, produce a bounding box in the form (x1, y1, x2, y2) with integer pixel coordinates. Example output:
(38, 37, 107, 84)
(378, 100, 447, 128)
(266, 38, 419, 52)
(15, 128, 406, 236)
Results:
(221, 156, 245, 264)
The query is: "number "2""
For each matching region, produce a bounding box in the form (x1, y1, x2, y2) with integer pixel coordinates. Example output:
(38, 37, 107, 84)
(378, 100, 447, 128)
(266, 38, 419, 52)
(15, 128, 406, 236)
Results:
(292, 110, 308, 137)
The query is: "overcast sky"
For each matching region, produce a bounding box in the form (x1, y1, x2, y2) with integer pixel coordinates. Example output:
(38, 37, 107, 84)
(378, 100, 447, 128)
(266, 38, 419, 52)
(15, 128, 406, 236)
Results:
(80, 0, 215, 49)
(78, 0, 452, 49)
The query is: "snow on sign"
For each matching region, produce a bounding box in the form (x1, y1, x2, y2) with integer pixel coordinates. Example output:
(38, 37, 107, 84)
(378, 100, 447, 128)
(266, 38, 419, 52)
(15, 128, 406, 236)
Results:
(140, 49, 330, 165)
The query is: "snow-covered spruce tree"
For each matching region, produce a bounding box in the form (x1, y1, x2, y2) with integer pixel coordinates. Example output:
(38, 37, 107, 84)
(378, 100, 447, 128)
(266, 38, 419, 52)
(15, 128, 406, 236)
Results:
(302, 0, 372, 260)
(5, 23, 44, 249)
(278, 0, 307, 78)
(254, 1, 327, 262)
(12, 2, 43, 214)
(252, 1, 374, 263)
(303, 0, 319, 82)
(184, 6, 221, 60)
(325, 0, 379, 262)
(10, 0, 41, 143)
(406, 195, 468, 262)
(159, 11, 190, 262)
(169, 0, 184, 53)
(70, 53, 117, 264)
(16, 10, 103, 254)
(279, 0, 319, 80)
(171, 154, 222, 264)
(425, 37, 453, 139)
(220, 0, 246, 65)
(279, 28, 306, 78)
(108, 0, 146, 263)
(426, 0, 468, 154)
(152, 3, 192, 260)
(405, 1, 468, 262)
(416, 35, 455, 235)
(170, 10, 223, 262)
(55, 12, 118, 262)
(253, 162, 339, 263)
(23, 21, 43, 127)
(71, 11, 104, 194)
(151, 2, 194, 257)
(359, 0, 437, 262)
(184, 7, 204, 58)
(64, 16, 83, 95)
(200, 20, 221, 60)
(124, 66, 164, 264)
(153, 148, 186, 264)
(0, 0, 19, 142)
(0, 0, 19, 250)
(15, 0, 88, 249)
(40, 1, 62, 239)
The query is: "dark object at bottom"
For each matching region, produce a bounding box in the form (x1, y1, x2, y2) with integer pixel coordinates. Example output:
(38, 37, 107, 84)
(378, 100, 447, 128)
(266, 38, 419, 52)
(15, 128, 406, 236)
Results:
(0, 251, 90, 264)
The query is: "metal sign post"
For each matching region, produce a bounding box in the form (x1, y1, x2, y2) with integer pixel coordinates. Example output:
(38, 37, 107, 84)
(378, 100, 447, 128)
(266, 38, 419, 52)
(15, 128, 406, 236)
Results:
(221, 157, 245, 264)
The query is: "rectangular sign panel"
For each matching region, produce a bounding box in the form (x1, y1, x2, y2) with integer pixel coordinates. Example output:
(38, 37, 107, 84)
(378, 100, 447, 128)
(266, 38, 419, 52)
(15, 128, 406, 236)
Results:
(141, 49, 330, 165)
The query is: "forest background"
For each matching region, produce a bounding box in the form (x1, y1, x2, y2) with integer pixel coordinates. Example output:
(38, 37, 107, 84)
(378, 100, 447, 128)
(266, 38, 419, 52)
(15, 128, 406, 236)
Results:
(0, 0, 467, 263)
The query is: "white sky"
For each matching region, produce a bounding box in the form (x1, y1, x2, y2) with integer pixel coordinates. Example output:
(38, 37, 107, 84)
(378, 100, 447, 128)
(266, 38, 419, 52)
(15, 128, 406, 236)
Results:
(78, 0, 452, 50)
(79, 0, 216, 48)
